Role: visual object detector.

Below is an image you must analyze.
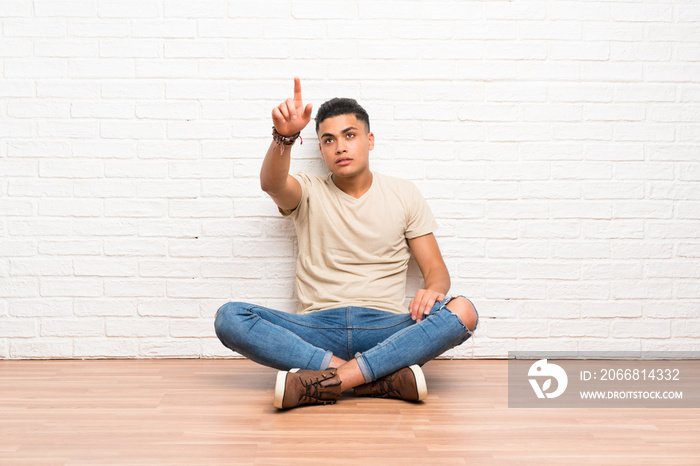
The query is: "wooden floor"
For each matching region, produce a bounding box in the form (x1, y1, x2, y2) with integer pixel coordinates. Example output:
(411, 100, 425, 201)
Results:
(0, 359, 697, 465)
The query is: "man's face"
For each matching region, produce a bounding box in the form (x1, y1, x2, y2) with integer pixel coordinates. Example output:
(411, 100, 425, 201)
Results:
(317, 114, 374, 180)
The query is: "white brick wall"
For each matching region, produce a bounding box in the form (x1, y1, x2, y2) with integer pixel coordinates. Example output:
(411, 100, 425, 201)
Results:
(1, 0, 699, 360)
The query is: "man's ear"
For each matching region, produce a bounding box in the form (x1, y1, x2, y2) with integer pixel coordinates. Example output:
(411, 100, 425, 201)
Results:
(368, 132, 375, 150)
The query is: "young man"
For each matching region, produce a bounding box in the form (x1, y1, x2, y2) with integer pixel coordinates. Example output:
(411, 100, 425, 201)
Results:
(215, 77, 478, 409)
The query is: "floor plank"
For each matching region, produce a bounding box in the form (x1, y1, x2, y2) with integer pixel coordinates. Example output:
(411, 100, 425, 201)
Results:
(0, 359, 696, 465)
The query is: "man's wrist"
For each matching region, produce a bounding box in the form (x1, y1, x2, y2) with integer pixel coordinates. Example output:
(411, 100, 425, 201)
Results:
(272, 127, 302, 146)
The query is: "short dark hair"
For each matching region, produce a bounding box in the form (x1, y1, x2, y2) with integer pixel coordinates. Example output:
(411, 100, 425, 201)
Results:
(315, 98, 370, 134)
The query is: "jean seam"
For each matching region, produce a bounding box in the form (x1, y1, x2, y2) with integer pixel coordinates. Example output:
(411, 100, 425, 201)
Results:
(344, 306, 416, 330)
(351, 315, 414, 330)
(248, 305, 345, 330)
(346, 307, 352, 364)
(257, 305, 413, 331)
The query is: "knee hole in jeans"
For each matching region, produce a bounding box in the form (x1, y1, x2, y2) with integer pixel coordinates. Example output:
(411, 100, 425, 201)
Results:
(444, 297, 478, 332)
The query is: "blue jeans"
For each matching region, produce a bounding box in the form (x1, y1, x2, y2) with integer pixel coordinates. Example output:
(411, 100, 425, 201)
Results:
(214, 296, 479, 383)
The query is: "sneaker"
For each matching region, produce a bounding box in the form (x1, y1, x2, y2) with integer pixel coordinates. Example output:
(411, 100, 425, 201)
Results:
(273, 368, 343, 409)
(353, 364, 427, 401)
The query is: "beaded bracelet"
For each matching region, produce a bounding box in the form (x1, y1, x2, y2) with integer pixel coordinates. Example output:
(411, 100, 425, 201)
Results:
(272, 126, 303, 147)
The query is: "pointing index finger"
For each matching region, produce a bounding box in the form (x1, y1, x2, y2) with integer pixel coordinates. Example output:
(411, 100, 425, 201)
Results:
(293, 76, 302, 105)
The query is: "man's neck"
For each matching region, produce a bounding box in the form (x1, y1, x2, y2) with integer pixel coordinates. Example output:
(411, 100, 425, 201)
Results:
(331, 170, 373, 199)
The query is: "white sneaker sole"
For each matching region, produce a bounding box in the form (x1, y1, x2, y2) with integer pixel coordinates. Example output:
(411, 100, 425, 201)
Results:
(408, 364, 428, 401)
(273, 368, 300, 409)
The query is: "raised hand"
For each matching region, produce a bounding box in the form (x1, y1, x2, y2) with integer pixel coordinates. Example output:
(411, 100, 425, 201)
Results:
(271, 77, 313, 137)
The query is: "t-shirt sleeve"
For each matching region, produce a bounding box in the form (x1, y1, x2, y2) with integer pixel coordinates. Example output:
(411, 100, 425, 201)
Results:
(278, 173, 309, 219)
(404, 182, 438, 239)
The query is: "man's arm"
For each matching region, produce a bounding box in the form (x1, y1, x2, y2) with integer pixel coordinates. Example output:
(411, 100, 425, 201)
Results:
(260, 77, 313, 211)
(260, 141, 302, 211)
(407, 233, 451, 322)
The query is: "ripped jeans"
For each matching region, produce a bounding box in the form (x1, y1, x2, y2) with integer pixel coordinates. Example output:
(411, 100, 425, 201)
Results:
(214, 296, 479, 383)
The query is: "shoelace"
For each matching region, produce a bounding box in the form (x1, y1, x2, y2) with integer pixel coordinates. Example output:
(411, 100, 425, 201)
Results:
(298, 372, 340, 405)
(369, 374, 402, 399)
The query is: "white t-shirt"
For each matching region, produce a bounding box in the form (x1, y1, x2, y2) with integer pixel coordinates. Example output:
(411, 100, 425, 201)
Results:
(281, 171, 438, 314)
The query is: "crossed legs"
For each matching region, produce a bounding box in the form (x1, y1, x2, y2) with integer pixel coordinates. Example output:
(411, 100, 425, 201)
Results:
(215, 297, 478, 393)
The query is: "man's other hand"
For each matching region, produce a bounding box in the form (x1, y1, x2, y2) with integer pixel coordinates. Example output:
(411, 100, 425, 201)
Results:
(409, 289, 445, 323)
